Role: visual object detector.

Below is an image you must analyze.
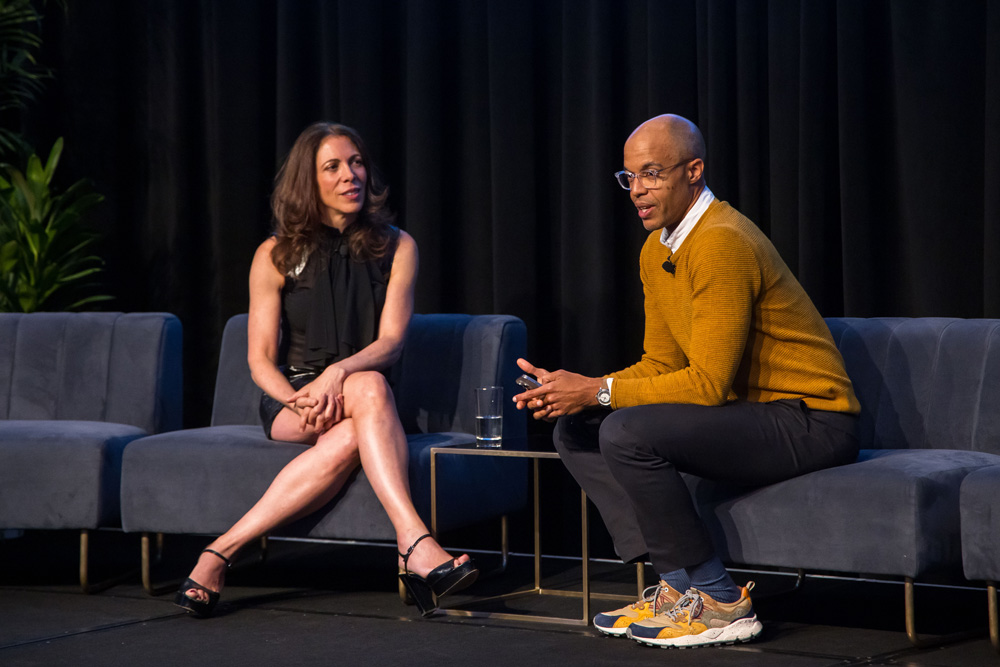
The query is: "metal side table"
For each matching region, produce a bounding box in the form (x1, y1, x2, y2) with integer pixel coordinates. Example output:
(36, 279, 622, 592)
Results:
(430, 439, 644, 626)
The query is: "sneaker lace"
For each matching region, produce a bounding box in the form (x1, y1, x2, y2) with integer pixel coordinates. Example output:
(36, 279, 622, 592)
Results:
(663, 590, 704, 626)
(631, 583, 665, 613)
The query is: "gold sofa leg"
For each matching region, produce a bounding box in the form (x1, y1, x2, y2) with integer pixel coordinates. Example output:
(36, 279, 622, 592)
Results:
(141, 532, 171, 596)
(989, 582, 999, 654)
(79, 530, 90, 592)
(501, 515, 509, 572)
(79, 529, 134, 594)
(904, 577, 981, 648)
(141, 533, 153, 594)
(904, 577, 927, 647)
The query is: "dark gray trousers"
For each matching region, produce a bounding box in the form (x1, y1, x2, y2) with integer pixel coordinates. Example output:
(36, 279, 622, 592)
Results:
(553, 399, 858, 574)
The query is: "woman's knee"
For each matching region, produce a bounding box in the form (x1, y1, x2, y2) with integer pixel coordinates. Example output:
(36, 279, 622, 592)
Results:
(345, 371, 393, 407)
(313, 426, 361, 473)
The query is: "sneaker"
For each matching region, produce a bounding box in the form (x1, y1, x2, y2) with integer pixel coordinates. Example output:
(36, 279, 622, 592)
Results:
(626, 583, 763, 648)
(593, 580, 683, 637)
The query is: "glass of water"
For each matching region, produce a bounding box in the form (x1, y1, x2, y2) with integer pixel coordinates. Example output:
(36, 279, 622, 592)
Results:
(475, 386, 503, 447)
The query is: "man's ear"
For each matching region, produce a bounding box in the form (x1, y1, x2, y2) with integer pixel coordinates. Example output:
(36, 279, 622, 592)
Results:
(687, 158, 704, 184)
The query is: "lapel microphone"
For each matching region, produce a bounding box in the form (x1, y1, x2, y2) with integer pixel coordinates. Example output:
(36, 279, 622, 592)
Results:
(662, 259, 676, 274)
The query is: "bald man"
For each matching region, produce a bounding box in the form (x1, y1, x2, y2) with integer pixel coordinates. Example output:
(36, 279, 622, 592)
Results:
(514, 115, 860, 648)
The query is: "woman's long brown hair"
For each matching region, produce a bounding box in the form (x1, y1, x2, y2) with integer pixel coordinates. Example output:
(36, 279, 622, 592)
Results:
(270, 122, 396, 274)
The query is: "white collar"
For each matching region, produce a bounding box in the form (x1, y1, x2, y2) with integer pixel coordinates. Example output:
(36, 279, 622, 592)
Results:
(659, 185, 715, 252)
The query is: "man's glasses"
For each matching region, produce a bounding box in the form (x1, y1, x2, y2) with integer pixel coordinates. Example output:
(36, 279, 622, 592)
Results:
(613, 159, 692, 190)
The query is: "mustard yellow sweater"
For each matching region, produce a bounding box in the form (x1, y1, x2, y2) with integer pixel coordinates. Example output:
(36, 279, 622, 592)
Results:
(609, 200, 860, 414)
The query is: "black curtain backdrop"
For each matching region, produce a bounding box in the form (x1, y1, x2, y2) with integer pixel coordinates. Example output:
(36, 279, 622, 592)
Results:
(26, 0, 1000, 426)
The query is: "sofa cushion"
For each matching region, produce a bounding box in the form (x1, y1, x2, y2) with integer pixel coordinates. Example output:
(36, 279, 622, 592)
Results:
(0, 420, 147, 529)
(120, 425, 527, 539)
(0, 312, 183, 433)
(691, 448, 1000, 578)
(960, 463, 1000, 582)
(826, 318, 1000, 455)
(209, 320, 263, 428)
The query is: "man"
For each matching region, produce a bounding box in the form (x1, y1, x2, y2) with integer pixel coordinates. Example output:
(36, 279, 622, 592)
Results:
(513, 114, 859, 649)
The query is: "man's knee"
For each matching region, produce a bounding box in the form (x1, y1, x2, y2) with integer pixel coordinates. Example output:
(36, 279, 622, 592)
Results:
(598, 410, 641, 459)
(553, 411, 603, 454)
(552, 416, 573, 453)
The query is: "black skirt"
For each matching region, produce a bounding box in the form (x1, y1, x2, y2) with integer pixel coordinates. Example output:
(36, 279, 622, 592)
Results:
(258, 366, 320, 440)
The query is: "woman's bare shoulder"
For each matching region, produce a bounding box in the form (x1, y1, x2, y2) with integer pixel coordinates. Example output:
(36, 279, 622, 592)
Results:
(396, 229, 417, 254)
(251, 236, 284, 284)
(256, 235, 278, 253)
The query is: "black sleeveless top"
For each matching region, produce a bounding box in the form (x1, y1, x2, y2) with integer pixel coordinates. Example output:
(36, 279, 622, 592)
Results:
(279, 225, 400, 369)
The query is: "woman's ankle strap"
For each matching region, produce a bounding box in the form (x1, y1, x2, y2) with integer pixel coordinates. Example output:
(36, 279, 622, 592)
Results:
(202, 548, 232, 567)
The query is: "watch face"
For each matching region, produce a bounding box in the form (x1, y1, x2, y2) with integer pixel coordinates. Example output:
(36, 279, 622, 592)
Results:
(597, 388, 611, 406)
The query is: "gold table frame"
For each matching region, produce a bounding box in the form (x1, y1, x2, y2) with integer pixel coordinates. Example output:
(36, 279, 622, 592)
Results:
(429, 443, 644, 626)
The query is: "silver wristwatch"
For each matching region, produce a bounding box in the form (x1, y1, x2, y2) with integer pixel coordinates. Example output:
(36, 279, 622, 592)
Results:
(596, 378, 612, 408)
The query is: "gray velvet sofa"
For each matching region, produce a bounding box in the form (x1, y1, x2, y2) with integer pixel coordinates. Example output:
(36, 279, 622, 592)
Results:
(0, 312, 183, 591)
(120, 313, 528, 591)
(688, 317, 1000, 645)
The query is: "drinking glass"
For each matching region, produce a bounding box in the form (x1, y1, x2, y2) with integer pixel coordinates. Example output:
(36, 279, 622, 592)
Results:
(474, 386, 503, 447)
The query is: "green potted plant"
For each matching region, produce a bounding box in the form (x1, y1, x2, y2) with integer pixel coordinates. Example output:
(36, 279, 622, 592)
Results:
(0, 0, 50, 157)
(0, 1, 110, 312)
(0, 137, 109, 312)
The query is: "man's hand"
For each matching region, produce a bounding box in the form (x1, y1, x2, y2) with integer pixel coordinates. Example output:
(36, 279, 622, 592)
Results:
(512, 357, 604, 421)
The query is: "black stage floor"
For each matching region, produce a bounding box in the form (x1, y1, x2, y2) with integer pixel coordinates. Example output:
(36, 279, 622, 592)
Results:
(1, 531, 997, 666)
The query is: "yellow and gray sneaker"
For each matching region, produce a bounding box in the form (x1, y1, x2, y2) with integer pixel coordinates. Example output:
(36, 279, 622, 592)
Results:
(626, 583, 763, 648)
(592, 580, 683, 637)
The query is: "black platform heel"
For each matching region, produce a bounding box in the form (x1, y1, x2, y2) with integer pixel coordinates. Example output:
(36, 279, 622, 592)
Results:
(397, 533, 478, 617)
(174, 548, 232, 618)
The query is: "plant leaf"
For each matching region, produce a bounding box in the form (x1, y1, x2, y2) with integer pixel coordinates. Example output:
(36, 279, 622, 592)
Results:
(66, 294, 114, 310)
(0, 137, 108, 313)
(41, 137, 63, 182)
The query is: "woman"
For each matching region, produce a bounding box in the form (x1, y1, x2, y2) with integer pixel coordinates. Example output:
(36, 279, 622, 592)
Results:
(175, 122, 477, 618)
